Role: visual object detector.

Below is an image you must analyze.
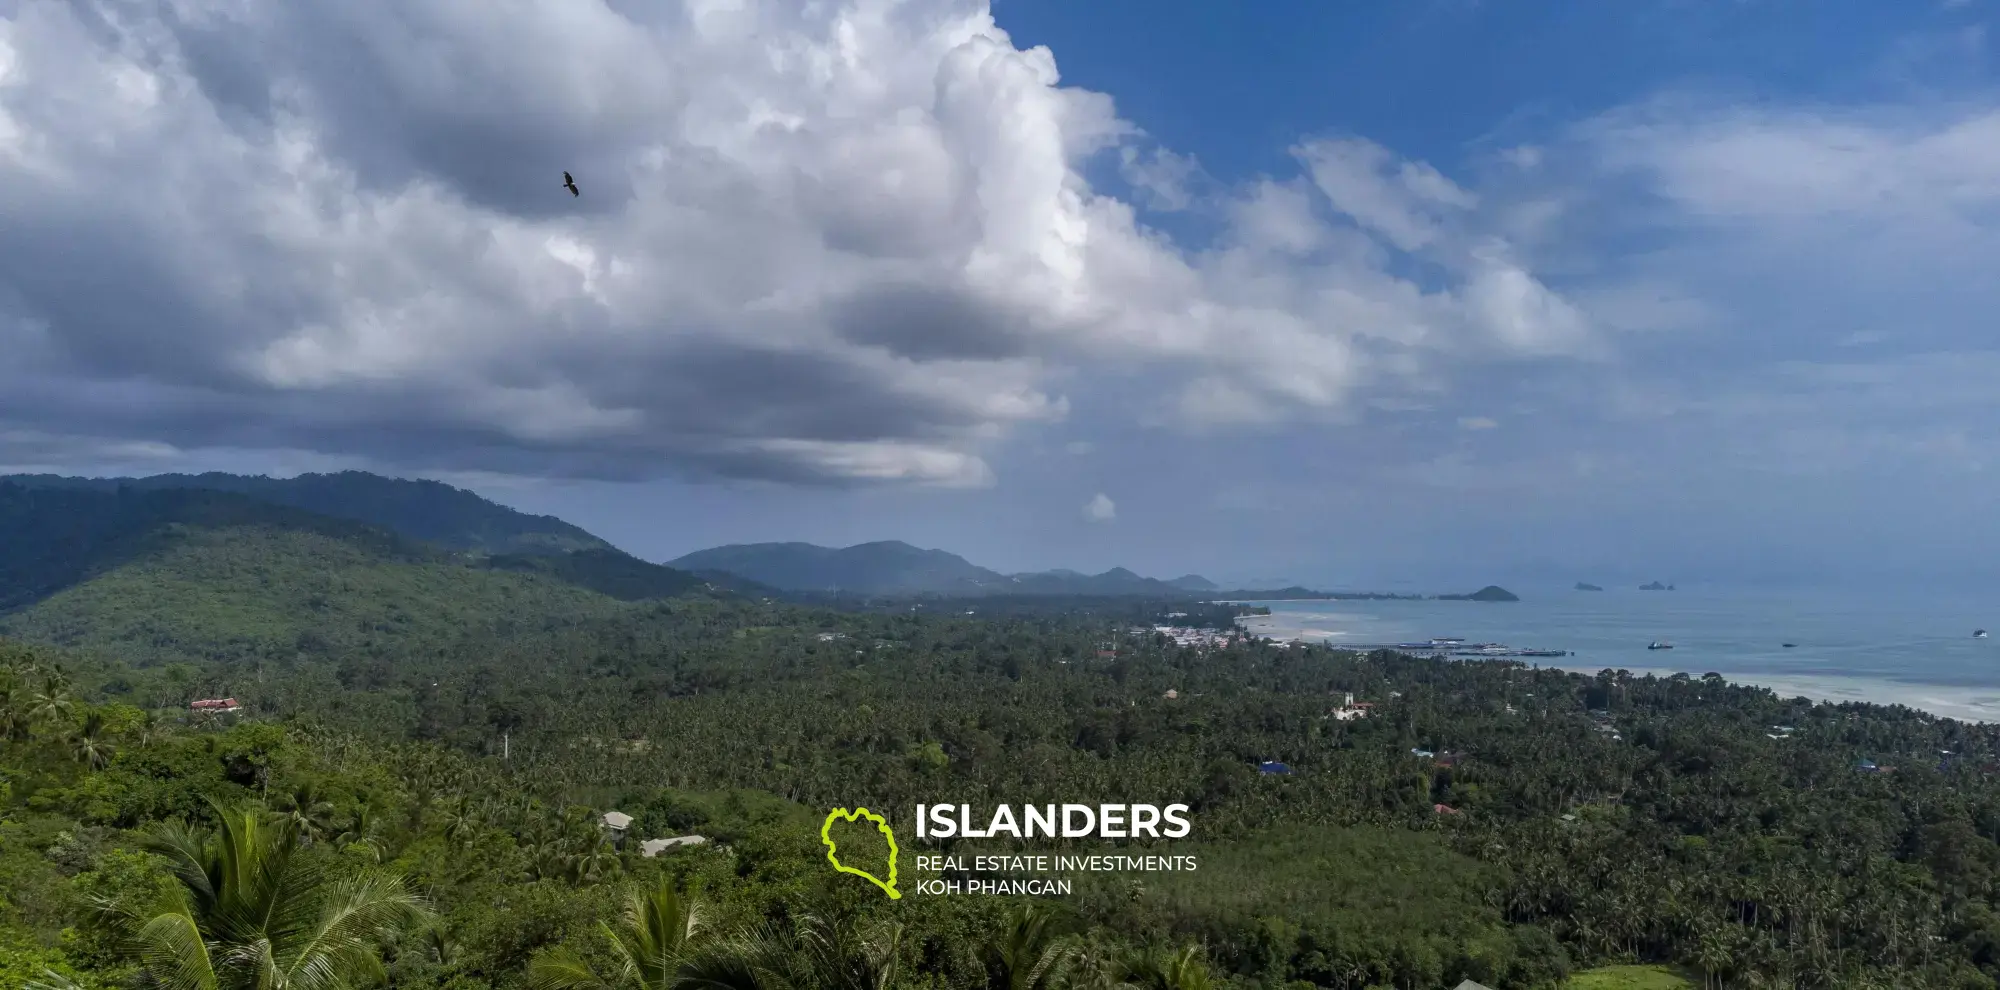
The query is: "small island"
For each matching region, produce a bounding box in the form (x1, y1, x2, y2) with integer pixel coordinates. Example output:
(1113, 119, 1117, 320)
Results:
(1574, 582, 1603, 591)
(1438, 585, 1520, 602)
(1639, 581, 1676, 591)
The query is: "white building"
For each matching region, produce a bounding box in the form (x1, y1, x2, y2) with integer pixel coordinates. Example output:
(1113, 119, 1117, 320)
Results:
(1329, 692, 1373, 721)
(641, 836, 709, 857)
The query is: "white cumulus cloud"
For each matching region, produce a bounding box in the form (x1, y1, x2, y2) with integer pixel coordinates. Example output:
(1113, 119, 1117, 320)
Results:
(1084, 492, 1115, 522)
(0, 0, 1596, 486)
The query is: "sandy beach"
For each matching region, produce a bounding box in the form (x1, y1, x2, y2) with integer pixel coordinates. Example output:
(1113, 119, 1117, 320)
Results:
(1532, 663, 2000, 725)
(1235, 591, 2000, 724)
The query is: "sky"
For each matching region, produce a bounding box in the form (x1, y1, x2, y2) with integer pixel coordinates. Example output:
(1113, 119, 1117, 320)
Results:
(2, 0, 1998, 590)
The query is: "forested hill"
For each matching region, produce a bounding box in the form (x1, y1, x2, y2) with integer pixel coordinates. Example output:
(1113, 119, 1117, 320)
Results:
(3, 470, 611, 556)
(669, 540, 1217, 597)
(0, 483, 429, 612)
(0, 483, 711, 666)
(671, 540, 1007, 594)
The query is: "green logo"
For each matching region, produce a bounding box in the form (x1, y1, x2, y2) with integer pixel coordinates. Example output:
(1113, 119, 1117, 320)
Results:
(821, 807, 901, 899)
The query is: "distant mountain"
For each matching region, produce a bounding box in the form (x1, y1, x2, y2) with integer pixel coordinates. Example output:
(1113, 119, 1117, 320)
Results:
(1006, 566, 1191, 596)
(1236, 578, 1300, 591)
(668, 541, 1206, 597)
(1575, 582, 1604, 592)
(3, 471, 610, 556)
(0, 483, 708, 665)
(1639, 581, 1676, 591)
(1167, 574, 1219, 591)
(670, 541, 1007, 595)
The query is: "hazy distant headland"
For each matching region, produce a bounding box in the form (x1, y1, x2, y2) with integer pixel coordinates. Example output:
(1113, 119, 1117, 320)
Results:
(1216, 584, 1520, 603)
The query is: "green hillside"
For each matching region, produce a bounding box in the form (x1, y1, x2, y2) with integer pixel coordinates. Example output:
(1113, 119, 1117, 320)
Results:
(0, 523, 628, 666)
(0, 483, 423, 612)
(0, 483, 714, 667)
(4, 470, 612, 556)
(482, 547, 706, 601)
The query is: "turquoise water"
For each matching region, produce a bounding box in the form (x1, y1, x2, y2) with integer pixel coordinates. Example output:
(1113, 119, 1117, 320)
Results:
(1236, 587, 1999, 721)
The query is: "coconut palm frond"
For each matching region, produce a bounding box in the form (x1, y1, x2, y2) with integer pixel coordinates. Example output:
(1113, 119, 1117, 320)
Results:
(528, 948, 612, 990)
(130, 904, 221, 990)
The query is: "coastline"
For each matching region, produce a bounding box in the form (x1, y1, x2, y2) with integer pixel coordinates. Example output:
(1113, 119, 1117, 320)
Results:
(1533, 662, 2000, 725)
(1234, 616, 1999, 725)
(1214, 597, 1425, 604)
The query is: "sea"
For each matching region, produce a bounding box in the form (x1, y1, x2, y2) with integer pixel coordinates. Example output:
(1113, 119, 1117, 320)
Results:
(1232, 586, 2000, 723)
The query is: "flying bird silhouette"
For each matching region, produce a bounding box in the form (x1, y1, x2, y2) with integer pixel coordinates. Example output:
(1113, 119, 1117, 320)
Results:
(562, 171, 579, 197)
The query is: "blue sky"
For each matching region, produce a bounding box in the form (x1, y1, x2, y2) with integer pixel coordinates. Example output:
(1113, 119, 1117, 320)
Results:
(2, 0, 1997, 589)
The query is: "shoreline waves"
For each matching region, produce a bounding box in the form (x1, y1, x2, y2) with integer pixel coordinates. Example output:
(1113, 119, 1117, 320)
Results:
(1532, 662, 2000, 725)
(1233, 593, 1999, 724)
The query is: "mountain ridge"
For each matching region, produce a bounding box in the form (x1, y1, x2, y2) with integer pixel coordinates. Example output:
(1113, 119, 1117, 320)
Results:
(3, 470, 611, 556)
(669, 540, 1217, 597)
(0, 481, 719, 665)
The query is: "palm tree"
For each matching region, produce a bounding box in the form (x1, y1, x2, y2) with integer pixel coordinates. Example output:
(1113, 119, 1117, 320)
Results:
(789, 914, 902, 990)
(96, 799, 428, 990)
(273, 781, 339, 845)
(29, 685, 76, 728)
(569, 837, 624, 885)
(333, 799, 389, 862)
(414, 920, 459, 970)
(1104, 945, 1215, 990)
(433, 795, 485, 848)
(530, 880, 708, 990)
(0, 667, 34, 741)
(68, 711, 119, 769)
(675, 912, 901, 990)
(133, 711, 170, 747)
(984, 902, 1081, 990)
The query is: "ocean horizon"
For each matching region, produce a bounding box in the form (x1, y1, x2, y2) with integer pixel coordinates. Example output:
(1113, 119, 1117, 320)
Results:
(1233, 586, 1999, 724)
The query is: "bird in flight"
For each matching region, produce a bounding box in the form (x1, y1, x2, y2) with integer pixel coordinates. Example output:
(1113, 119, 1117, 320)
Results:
(562, 171, 580, 197)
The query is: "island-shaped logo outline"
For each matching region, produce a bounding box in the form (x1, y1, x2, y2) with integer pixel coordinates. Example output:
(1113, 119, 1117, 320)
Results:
(821, 807, 901, 899)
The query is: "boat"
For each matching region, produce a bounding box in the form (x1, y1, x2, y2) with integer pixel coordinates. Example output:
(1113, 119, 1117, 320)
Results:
(1782, 643, 1797, 648)
(1648, 641, 1674, 650)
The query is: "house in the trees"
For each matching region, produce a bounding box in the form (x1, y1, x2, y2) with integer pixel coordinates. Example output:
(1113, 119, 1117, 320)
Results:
(602, 811, 633, 843)
(1329, 693, 1373, 720)
(641, 836, 710, 857)
(190, 698, 241, 714)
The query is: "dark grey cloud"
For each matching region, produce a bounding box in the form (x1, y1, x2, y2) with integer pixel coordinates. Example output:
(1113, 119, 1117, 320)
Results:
(828, 282, 1031, 361)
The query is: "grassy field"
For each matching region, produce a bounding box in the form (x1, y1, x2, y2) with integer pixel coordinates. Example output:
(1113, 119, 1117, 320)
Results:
(1565, 965, 1698, 989)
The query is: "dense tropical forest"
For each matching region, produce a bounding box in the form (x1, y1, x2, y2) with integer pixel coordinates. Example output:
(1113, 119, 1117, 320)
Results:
(4, 474, 2000, 990)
